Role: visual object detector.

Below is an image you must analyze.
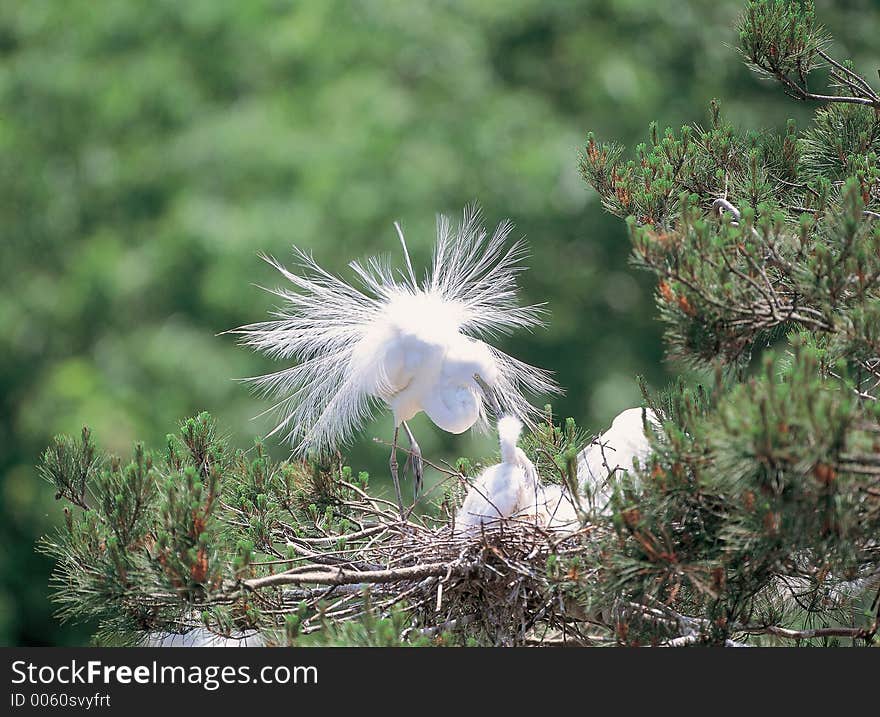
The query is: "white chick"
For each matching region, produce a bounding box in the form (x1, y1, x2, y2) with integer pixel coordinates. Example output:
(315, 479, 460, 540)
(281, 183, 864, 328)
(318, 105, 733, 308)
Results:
(455, 416, 540, 534)
(535, 483, 580, 533)
(577, 407, 660, 513)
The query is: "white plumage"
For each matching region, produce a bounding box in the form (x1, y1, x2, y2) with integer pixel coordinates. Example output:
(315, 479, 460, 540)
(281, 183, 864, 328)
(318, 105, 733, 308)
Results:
(534, 483, 580, 532)
(455, 416, 543, 534)
(232, 205, 556, 513)
(577, 407, 660, 513)
(147, 629, 263, 647)
(456, 416, 581, 535)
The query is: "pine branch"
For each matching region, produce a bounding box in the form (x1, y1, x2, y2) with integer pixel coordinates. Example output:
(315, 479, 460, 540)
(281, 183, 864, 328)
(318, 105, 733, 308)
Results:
(739, 1, 880, 110)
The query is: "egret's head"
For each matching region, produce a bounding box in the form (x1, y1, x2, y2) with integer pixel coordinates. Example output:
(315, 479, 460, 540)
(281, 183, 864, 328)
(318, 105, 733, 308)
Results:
(421, 335, 499, 433)
(441, 334, 498, 388)
(421, 382, 481, 434)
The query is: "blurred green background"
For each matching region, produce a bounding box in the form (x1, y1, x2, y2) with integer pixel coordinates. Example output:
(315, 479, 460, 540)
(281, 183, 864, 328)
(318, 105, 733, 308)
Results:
(2, 0, 877, 646)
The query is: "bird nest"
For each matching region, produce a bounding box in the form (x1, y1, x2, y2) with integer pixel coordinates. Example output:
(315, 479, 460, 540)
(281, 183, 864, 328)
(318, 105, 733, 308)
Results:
(239, 478, 608, 646)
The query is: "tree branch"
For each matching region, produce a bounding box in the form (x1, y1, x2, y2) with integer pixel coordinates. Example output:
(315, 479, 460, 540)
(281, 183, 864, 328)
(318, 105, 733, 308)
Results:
(243, 561, 475, 591)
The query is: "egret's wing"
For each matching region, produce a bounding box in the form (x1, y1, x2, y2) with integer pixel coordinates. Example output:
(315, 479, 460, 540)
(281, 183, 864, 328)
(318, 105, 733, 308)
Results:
(231, 250, 398, 456)
(356, 326, 433, 400)
(486, 344, 560, 425)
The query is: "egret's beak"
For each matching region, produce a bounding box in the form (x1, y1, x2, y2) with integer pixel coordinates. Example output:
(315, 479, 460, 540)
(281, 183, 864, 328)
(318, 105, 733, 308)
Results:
(473, 373, 501, 417)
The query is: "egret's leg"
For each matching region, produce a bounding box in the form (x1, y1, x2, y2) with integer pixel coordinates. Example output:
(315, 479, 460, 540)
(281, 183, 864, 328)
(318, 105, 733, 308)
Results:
(402, 421, 423, 500)
(389, 426, 405, 520)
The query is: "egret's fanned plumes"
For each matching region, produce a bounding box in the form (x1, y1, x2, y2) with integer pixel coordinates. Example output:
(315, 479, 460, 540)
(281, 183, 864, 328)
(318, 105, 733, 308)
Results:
(231, 205, 557, 459)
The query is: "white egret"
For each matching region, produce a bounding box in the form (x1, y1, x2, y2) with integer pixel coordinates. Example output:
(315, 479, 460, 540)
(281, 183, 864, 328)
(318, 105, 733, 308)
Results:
(535, 483, 579, 532)
(577, 407, 660, 513)
(455, 416, 543, 534)
(232, 206, 556, 516)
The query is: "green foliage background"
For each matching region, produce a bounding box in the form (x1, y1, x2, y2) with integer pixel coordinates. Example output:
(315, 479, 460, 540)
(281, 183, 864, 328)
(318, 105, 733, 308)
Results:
(1, 0, 877, 646)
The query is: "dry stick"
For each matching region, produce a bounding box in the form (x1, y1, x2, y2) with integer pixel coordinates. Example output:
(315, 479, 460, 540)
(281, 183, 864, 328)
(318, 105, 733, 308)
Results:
(339, 478, 406, 516)
(406, 614, 478, 639)
(244, 561, 475, 590)
(628, 593, 877, 644)
(283, 539, 385, 572)
(661, 635, 751, 648)
(741, 624, 876, 641)
(276, 524, 386, 545)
